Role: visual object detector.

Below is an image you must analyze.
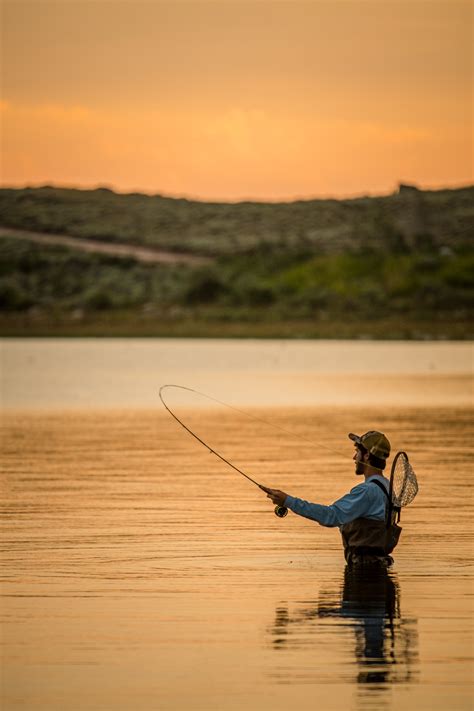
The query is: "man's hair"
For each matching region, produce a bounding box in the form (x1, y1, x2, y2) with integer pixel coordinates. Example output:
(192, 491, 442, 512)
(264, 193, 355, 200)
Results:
(357, 443, 387, 471)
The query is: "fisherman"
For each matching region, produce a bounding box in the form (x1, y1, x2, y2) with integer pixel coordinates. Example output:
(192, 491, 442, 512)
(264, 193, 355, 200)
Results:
(262, 431, 401, 568)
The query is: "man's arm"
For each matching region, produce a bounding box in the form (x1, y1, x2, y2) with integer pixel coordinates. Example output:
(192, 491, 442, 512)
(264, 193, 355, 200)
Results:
(262, 484, 374, 527)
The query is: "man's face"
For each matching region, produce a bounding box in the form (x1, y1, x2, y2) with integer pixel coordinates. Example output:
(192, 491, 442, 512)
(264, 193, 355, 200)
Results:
(353, 445, 367, 475)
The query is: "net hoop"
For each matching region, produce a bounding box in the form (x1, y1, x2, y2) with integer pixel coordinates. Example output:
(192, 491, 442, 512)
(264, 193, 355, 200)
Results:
(388, 450, 419, 524)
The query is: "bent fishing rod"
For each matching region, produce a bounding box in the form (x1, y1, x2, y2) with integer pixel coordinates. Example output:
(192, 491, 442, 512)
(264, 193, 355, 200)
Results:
(159, 384, 288, 517)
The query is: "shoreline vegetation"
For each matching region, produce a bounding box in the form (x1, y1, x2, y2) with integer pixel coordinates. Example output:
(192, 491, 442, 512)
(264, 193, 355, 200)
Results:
(0, 184, 472, 339)
(0, 312, 469, 340)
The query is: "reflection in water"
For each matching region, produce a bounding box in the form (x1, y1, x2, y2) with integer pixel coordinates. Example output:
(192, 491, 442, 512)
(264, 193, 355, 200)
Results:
(271, 568, 418, 692)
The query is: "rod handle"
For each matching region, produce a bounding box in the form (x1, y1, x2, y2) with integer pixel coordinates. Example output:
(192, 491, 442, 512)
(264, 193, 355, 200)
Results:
(274, 506, 288, 518)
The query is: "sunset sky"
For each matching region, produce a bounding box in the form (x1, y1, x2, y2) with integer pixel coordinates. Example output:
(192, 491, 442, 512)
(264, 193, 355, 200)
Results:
(1, 0, 472, 201)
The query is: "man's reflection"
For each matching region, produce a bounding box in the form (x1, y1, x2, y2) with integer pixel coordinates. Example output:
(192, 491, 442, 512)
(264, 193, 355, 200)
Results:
(271, 567, 417, 688)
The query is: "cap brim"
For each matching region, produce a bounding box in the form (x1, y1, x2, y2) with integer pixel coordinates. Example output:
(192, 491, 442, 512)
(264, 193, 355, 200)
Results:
(348, 433, 361, 443)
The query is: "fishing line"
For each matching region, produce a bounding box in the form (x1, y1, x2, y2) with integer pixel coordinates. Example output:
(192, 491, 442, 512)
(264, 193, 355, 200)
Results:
(159, 384, 288, 516)
(159, 385, 263, 488)
(158, 383, 390, 517)
(159, 383, 350, 460)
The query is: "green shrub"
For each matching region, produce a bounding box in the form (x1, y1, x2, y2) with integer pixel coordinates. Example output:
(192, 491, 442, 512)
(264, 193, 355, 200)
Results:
(183, 270, 228, 304)
(0, 277, 32, 309)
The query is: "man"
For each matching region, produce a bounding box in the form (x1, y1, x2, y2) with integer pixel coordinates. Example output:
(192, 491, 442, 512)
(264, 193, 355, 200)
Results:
(262, 431, 401, 567)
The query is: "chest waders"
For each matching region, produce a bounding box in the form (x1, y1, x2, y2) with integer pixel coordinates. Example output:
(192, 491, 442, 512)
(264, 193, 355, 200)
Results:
(340, 479, 402, 568)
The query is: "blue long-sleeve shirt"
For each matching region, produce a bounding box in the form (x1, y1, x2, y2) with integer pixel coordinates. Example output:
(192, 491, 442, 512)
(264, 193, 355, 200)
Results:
(284, 474, 389, 527)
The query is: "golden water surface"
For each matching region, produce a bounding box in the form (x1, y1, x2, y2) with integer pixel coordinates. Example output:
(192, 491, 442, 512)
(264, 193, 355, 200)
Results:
(1, 401, 473, 711)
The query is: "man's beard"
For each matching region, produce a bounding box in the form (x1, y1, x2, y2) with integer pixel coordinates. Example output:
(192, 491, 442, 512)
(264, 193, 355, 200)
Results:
(355, 461, 366, 475)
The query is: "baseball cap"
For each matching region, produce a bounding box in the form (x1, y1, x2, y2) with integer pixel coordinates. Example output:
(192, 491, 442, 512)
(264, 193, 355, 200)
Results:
(349, 431, 391, 459)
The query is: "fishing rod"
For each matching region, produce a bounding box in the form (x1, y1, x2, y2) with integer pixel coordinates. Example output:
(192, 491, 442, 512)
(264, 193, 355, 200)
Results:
(160, 384, 351, 456)
(159, 384, 288, 517)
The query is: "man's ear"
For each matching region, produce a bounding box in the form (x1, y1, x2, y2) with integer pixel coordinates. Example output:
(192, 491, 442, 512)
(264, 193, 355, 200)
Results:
(363, 451, 370, 461)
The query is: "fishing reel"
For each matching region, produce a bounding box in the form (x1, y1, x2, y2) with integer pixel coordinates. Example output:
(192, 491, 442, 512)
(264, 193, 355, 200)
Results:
(274, 506, 288, 518)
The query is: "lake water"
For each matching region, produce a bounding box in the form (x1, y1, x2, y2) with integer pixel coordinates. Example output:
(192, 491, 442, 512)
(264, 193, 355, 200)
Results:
(1, 339, 473, 711)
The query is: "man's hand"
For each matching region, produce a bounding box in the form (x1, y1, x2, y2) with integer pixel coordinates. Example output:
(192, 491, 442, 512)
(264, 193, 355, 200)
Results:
(259, 485, 288, 507)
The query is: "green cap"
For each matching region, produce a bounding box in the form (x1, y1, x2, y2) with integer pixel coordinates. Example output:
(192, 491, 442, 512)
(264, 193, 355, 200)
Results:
(349, 431, 391, 459)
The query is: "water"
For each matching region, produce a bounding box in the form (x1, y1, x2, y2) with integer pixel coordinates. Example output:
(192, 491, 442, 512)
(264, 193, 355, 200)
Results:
(1, 337, 472, 409)
(1, 339, 473, 710)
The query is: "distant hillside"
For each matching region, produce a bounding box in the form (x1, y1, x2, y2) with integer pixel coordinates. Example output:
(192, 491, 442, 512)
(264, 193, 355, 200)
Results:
(0, 184, 473, 257)
(0, 184, 472, 338)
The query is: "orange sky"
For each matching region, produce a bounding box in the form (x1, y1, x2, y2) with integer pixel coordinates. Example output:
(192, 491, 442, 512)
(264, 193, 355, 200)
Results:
(1, 0, 472, 201)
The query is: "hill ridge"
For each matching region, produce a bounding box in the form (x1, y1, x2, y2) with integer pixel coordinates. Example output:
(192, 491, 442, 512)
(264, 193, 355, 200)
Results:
(1, 184, 472, 257)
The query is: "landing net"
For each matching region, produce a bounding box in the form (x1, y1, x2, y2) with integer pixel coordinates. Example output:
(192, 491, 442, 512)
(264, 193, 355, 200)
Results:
(390, 451, 419, 508)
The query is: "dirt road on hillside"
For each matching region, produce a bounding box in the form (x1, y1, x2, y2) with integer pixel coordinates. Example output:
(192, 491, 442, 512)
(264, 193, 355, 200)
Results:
(0, 226, 212, 266)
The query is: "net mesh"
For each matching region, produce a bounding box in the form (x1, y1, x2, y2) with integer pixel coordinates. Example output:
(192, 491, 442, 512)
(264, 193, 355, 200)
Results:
(391, 452, 418, 508)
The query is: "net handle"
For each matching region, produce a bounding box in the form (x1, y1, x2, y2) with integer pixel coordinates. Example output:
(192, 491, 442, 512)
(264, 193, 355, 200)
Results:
(388, 450, 408, 525)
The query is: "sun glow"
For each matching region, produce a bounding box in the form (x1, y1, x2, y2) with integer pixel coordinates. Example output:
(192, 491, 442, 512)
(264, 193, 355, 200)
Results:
(1, 1, 472, 200)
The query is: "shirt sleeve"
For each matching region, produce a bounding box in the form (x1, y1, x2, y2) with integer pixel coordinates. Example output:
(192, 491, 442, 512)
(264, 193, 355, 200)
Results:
(284, 484, 375, 527)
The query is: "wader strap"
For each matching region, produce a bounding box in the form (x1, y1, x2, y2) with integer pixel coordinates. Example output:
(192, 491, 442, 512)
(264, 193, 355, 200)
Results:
(369, 478, 390, 501)
(369, 478, 400, 526)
